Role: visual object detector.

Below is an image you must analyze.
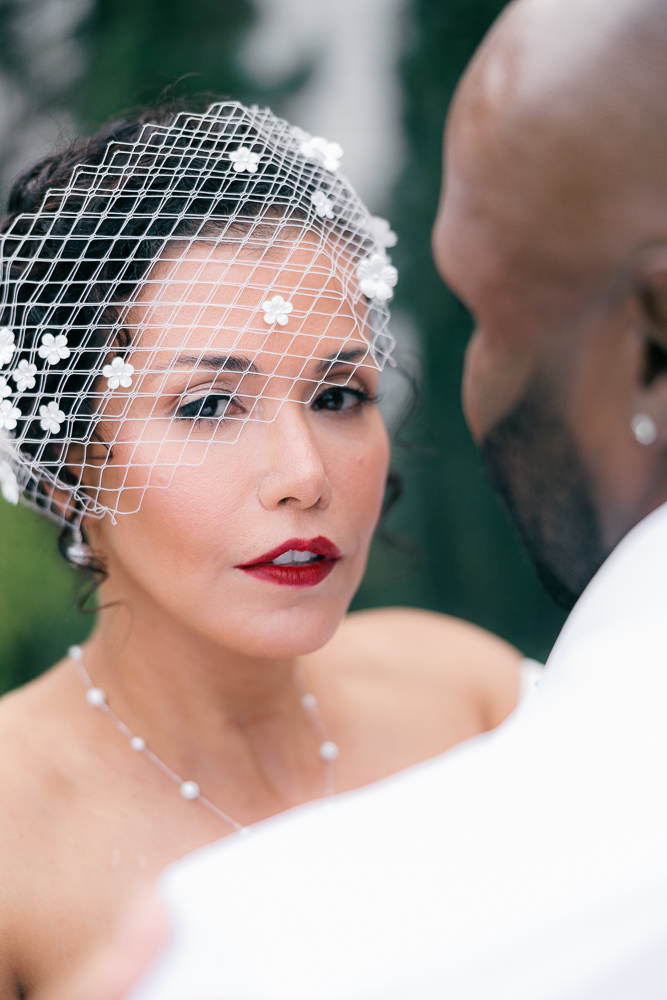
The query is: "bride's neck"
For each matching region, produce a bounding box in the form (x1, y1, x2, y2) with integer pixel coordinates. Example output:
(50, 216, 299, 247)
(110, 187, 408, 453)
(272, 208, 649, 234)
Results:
(88, 611, 297, 716)
(79, 578, 313, 783)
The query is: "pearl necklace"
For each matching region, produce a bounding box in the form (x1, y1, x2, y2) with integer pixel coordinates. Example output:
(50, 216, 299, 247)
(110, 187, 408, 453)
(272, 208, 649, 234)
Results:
(68, 645, 339, 835)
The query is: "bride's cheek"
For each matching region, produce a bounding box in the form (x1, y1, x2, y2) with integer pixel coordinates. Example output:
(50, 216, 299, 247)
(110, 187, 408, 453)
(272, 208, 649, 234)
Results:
(340, 423, 390, 534)
(104, 461, 245, 587)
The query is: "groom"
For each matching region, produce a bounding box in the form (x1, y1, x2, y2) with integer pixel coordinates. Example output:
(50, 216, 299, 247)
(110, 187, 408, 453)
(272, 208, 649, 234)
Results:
(41, 0, 667, 996)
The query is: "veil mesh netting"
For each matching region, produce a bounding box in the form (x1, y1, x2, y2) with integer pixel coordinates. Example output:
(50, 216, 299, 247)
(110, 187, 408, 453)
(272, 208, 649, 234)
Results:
(0, 102, 397, 530)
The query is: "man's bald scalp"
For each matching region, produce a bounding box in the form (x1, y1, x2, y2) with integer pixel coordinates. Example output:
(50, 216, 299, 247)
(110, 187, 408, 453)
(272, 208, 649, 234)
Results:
(498, 0, 667, 109)
(445, 0, 667, 280)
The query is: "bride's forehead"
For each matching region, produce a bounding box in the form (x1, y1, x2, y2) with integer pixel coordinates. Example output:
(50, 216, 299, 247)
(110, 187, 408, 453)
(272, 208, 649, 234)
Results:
(141, 238, 354, 303)
(127, 237, 369, 360)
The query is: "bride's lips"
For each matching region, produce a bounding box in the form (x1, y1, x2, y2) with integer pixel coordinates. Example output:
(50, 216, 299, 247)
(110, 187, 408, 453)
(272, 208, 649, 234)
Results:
(235, 536, 342, 588)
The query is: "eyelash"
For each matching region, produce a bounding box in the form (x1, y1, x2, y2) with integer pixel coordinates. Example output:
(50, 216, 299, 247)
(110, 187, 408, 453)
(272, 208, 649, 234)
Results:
(175, 384, 377, 424)
(176, 394, 235, 423)
(311, 385, 377, 413)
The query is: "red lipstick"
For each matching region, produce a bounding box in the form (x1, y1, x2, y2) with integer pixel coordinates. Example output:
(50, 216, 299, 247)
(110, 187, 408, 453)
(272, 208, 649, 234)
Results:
(235, 536, 342, 588)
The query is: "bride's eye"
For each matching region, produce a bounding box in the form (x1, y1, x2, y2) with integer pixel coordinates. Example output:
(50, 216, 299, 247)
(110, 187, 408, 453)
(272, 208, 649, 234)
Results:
(177, 394, 235, 420)
(312, 386, 373, 412)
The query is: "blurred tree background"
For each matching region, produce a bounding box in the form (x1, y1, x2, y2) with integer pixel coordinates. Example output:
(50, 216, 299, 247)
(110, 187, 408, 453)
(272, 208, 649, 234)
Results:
(351, 0, 566, 652)
(0, 0, 565, 695)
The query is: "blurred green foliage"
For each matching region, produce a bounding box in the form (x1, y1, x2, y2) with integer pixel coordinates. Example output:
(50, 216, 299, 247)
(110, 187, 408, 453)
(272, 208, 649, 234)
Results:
(0, 0, 566, 695)
(351, 0, 567, 656)
(0, 502, 90, 693)
(75, 0, 306, 127)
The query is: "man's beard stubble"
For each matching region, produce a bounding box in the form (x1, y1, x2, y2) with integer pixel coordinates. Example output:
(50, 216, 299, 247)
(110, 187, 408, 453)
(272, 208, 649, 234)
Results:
(479, 382, 608, 611)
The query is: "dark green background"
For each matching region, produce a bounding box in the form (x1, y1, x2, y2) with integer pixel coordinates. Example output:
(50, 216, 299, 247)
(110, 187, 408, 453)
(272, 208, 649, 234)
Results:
(0, 0, 566, 695)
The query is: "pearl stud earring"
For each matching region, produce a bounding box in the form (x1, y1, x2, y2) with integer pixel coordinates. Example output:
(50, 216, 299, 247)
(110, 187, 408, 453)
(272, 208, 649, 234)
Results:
(631, 413, 658, 446)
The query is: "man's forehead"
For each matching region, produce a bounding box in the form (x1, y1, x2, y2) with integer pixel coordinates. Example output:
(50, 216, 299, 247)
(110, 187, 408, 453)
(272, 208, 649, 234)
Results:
(434, 77, 617, 340)
(434, 118, 526, 318)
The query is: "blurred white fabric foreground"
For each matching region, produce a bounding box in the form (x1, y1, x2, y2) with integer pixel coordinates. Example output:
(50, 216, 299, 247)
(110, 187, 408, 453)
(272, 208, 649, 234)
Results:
(130, 504, 667, 1000)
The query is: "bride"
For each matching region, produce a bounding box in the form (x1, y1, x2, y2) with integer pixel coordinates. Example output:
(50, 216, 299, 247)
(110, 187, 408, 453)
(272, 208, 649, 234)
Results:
(0, 101, 524, 998)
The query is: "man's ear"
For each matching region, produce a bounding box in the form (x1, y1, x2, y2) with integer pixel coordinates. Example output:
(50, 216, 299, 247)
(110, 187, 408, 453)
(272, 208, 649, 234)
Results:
(623, 250, 667, 453)
(634, 253, 667, 387)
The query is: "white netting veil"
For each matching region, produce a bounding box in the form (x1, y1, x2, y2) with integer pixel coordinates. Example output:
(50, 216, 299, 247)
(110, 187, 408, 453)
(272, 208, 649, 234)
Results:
(0, 101, 397, 535)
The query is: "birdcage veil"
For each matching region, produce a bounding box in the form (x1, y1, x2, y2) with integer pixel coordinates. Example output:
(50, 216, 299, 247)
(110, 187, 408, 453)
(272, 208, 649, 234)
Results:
(0, 101, 397, 532)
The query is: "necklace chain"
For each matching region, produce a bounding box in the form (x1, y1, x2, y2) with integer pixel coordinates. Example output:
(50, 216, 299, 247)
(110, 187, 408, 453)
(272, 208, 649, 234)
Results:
(69, 645, 338, 835)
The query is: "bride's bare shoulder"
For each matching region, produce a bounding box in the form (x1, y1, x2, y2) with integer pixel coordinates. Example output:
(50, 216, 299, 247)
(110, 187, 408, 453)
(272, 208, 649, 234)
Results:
(0, 669, 74, 992)
(325, 607, 522, 727)
(0, 663, 78, 843)
(0, 661, 70, 741)
(0, 668, 64, 796)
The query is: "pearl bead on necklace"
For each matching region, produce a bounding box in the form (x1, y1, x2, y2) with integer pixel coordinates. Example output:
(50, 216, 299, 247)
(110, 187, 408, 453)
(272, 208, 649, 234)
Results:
(69, 645, 339, 834)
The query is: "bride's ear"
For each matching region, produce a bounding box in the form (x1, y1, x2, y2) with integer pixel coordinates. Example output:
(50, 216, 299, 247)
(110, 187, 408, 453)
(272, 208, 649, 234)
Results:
(39, 442, 87, 525)
(41, 484, 81, 528)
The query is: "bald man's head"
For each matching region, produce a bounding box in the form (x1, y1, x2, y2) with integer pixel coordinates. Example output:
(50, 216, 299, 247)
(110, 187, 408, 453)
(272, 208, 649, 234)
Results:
(434, 0, 667, 608)
(442, 0, 667, 311)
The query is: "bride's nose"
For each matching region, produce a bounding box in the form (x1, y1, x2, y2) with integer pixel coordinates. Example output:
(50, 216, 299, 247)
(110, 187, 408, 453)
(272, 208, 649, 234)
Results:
(257, 402, 332, 511)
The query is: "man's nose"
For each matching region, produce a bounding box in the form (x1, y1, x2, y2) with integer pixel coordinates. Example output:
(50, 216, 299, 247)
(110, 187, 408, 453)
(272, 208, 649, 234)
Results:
(257, 402, 332, 511)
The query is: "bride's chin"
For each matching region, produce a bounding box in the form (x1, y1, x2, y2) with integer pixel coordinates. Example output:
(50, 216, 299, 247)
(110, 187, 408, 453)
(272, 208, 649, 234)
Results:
(207, 604, 346, 660)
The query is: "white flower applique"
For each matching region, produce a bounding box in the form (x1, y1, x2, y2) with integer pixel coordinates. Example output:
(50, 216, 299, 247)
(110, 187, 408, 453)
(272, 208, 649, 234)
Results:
(300, 136, 343, 172)
(0, 459, 19, 505)
(262, 295, 293, 327)
(368, 216, 398, 249)
(356, 253, 399, 301)
(228, 146, 261, 173)
(102, 357, 135, 390)
(38, 332, 70, 365)
(12, 360, 37, 392)
(0, 328, 15, 367)
(290, 125, 311, 144)
(0, 400, 21, 431)
(39, 401, 65, 434)
(311, 191, 335, 219)
(0, 376, 11, 399)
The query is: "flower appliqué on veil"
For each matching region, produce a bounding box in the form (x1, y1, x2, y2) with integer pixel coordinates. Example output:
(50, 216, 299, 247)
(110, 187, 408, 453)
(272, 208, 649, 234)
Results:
(0, 377, 11, 399)
(356, 254, 398, 301)
(311, 191, 335, 219)
(228, 146, 261, 173)
(0, 399, 21, 431)
(103, 358, 135, 390)
(38, 333, 70, 365)
(12, 361, 37, 392)
(39, 401, 65, 434)
(290, 126, 311, 144)
(0, 328, 15, 368)
(262, 295, 294, 327)
(368, 216, 398, 249)
(300, 136, 343, 172)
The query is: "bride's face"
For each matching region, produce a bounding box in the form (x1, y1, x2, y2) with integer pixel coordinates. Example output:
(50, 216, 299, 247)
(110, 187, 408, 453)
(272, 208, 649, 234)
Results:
(84, 236, 390, 657)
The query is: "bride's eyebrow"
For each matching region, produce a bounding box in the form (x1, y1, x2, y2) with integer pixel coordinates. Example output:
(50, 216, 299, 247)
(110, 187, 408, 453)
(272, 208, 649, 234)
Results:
(313, 348, 369, 375)
(149, 354, 259, 374)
